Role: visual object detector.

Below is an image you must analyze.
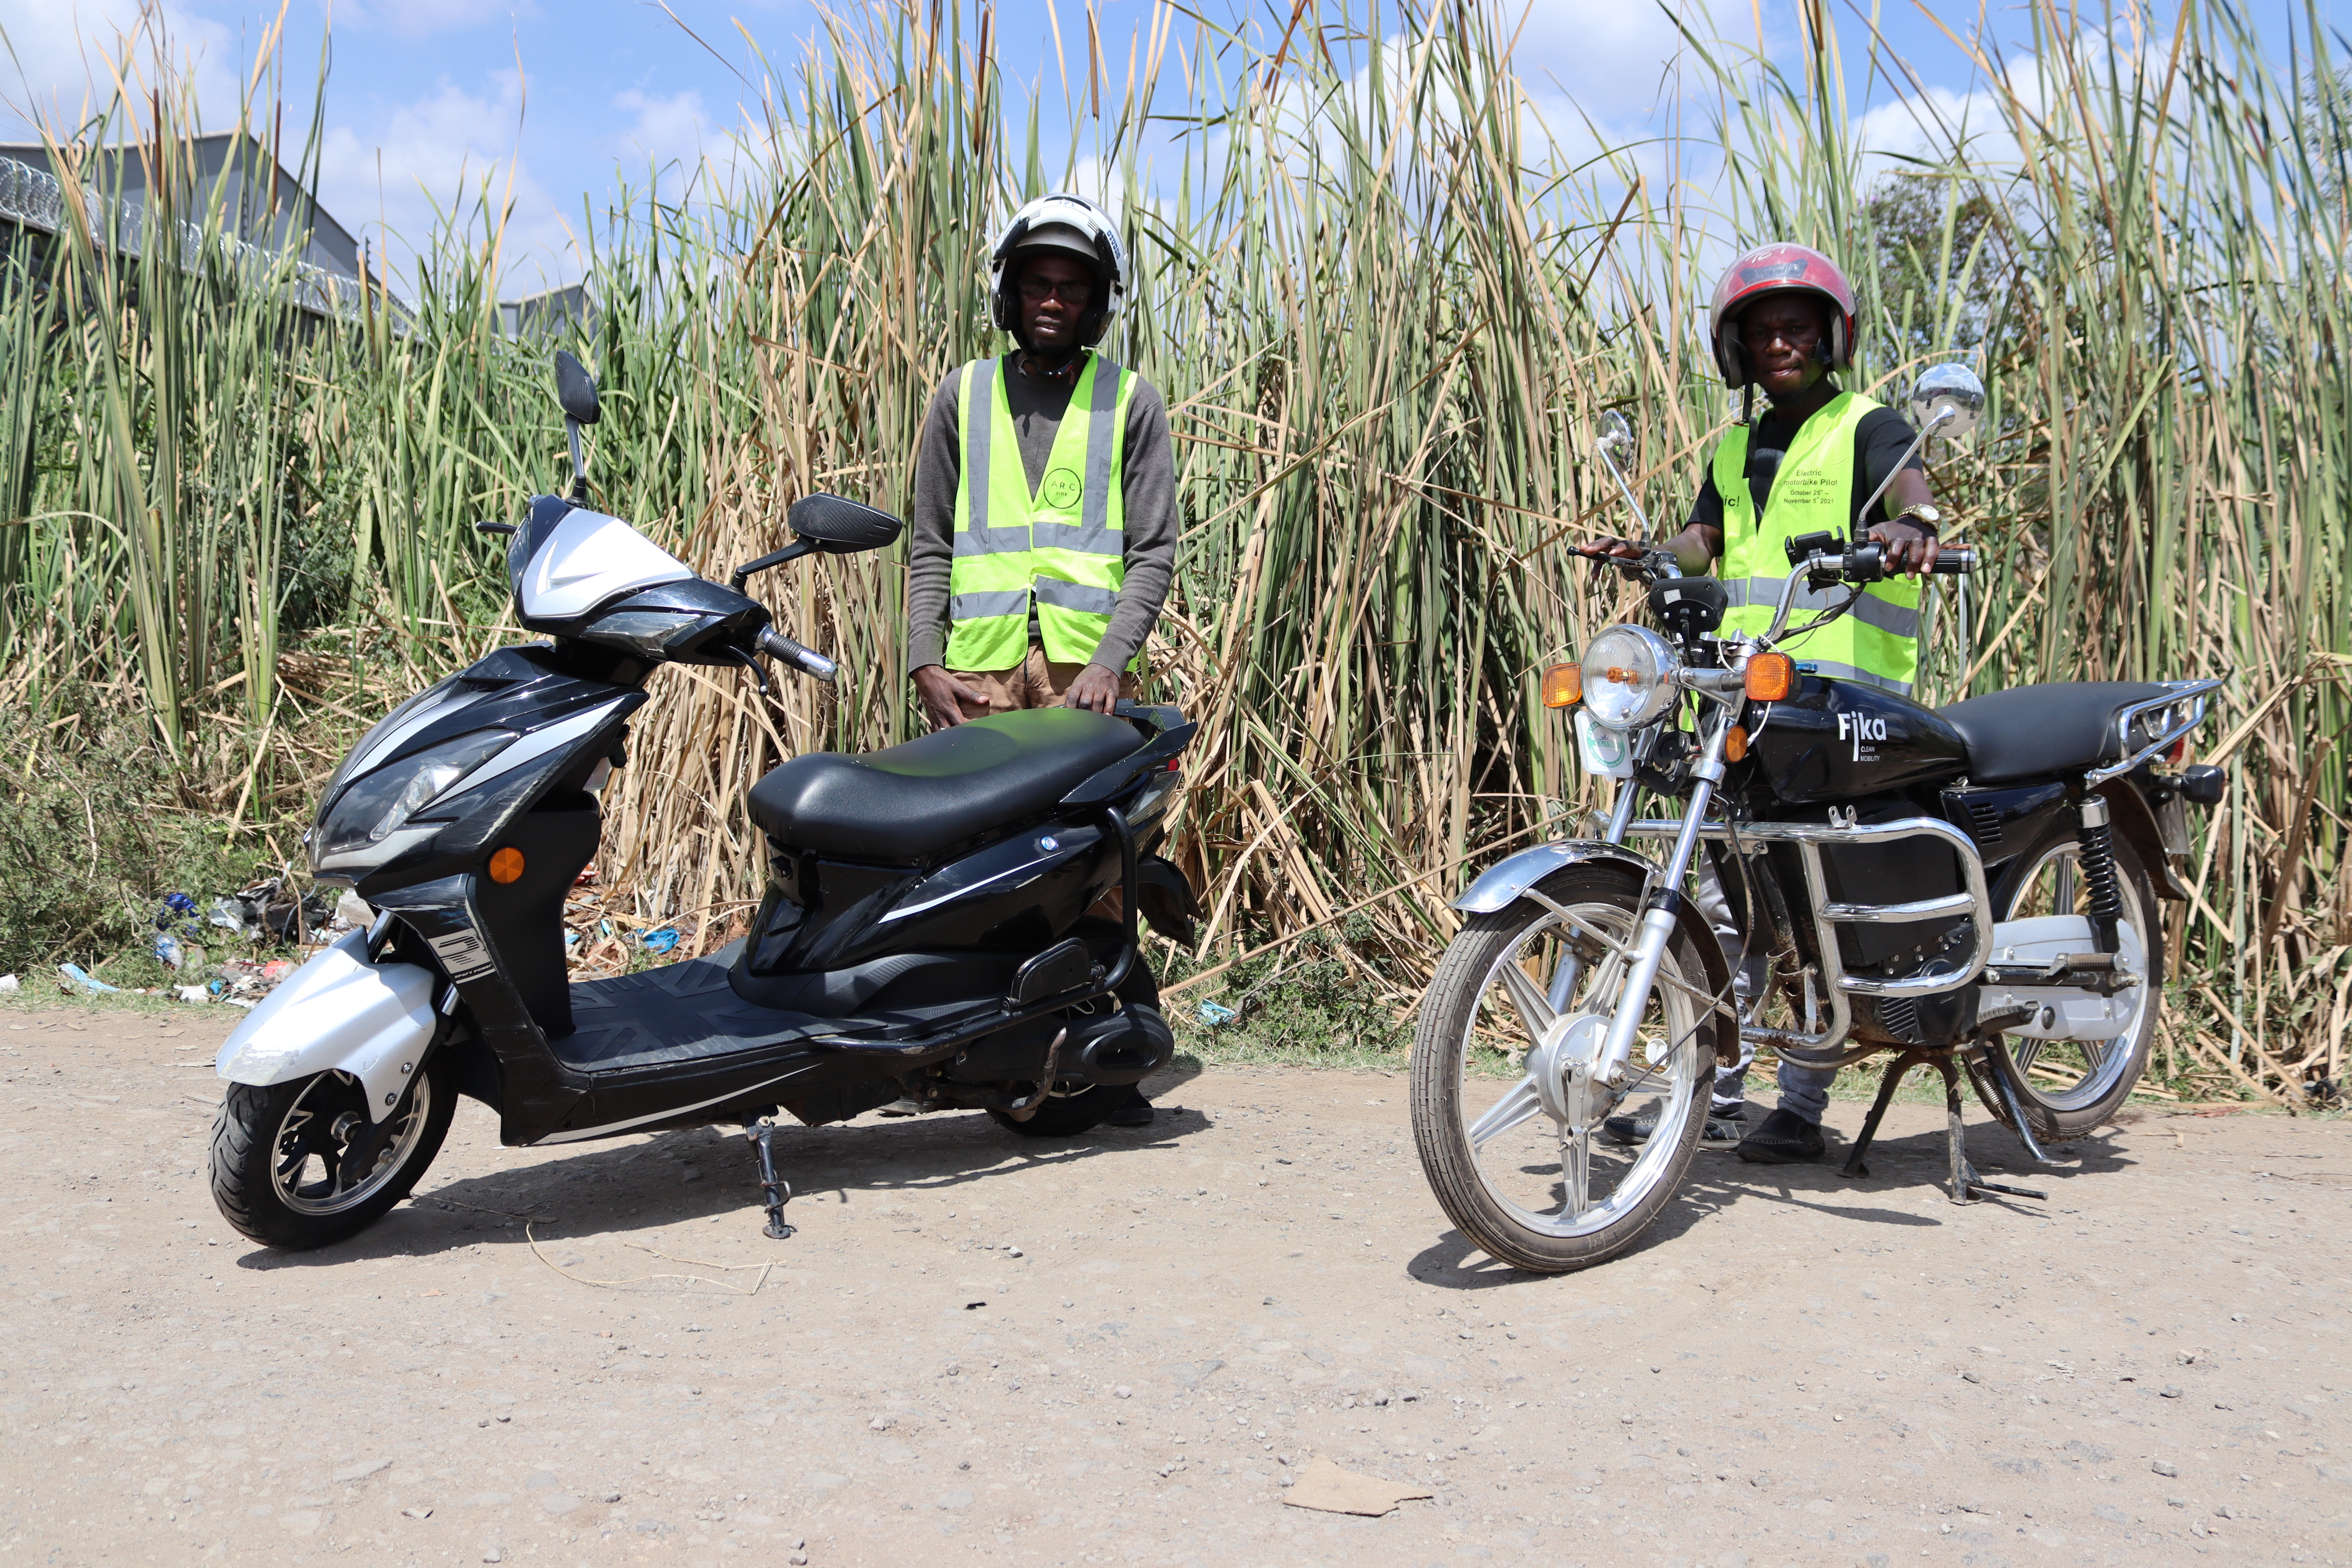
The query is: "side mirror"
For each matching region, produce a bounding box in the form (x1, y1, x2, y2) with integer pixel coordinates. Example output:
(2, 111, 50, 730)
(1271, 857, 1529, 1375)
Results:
(1908, 362, 1984, 444)
(554, 350, 601, 426)
(789, 492, 904, 555)
(1595, 408, 1633, 456)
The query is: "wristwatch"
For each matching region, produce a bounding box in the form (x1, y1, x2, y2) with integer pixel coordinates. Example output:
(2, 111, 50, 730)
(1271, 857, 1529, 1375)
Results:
(1894, 503, 1942, 532)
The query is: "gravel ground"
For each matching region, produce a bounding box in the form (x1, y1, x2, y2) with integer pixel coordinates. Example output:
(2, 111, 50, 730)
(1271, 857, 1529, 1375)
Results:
(3, 1000, 2348, 1566)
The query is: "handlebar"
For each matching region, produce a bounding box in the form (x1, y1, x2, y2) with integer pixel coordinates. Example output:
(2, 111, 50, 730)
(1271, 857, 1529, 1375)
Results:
(759, 628, 838, 684)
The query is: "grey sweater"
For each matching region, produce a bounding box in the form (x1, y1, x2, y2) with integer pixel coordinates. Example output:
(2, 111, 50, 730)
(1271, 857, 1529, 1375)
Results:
(905, 352, 1178, 673)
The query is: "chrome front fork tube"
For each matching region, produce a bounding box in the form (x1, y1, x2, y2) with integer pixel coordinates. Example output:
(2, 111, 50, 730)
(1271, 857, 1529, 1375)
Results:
(1546, 783, 1646, 1012)
(1594, 721, 1728, 1083)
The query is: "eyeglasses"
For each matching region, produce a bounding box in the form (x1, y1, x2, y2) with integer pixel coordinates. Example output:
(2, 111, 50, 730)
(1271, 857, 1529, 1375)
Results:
(1017, 274, 1095, 305)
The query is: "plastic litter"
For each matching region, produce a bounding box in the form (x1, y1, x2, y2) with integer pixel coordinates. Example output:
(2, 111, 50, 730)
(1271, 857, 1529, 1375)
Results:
(1196, 1000, 1238, 1027)
(641, 927, 680, 955)
(0, 974, 18, 993)
(334, 892, 375, 930)
(171, 984, 210, 1004)
(152, 932, 184, 969)
(207, 897, 254, 936)
(154, 892, 199, 929)
(58, 964, 120, 994)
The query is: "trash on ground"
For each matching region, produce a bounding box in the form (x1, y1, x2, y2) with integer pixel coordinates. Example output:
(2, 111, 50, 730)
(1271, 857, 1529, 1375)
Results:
(0, 974, 18, 993)
(1280, 1457, 1434, 1517)
(172, 984, 210, 1004)
(154, 892, 200, 928)
(335, 892, 375, 930)
(58, 964, 120, 994)
(641, 927, 680, 955)
(1197, 1000, 1238, 1027)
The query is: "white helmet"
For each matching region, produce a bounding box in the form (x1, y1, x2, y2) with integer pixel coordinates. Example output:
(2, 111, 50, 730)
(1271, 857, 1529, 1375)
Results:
(989, 192, 1127, 347)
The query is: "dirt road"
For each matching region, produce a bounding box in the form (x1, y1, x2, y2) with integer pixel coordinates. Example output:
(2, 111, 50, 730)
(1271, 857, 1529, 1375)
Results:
(3, 1000, 2347, 1566)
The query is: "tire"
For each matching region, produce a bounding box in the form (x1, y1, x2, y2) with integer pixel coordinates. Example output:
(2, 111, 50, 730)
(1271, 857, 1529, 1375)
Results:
(1967, 818, 2164, 1144)
(988, 949, 1159, 1139)
(1410, 863, 1726, 1273)
(211, 1052, 456, 1249)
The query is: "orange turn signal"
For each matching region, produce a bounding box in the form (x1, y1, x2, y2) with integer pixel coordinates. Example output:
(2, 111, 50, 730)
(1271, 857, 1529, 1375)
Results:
(1724, 724, 1749, 762)
(1541, 663, 1582, 708)
(489, 847, 526, 884)
(1744, 651, 1795, 702)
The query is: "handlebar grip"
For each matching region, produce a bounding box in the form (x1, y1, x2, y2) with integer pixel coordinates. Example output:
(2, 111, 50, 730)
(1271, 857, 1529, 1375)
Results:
(1932, 548, 1976, 574)
(759, 628, 838, 684)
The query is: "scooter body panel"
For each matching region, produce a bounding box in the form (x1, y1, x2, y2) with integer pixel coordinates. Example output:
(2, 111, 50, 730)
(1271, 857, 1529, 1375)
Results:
(215, 929, 438, 1120)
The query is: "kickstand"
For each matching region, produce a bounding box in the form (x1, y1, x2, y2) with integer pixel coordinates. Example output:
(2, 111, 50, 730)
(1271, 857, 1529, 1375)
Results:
(1840, 1049, 1924, 1179)
(744, 1119, 795, 1240)
(1934, 1056, 2045, 1205)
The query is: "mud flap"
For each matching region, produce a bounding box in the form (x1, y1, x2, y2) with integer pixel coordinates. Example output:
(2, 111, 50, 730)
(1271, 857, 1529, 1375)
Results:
(1136, 855, 1202, 946)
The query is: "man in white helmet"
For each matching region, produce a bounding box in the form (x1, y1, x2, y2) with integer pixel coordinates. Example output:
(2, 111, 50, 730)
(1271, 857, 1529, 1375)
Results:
(898, 192, 1179, 1127)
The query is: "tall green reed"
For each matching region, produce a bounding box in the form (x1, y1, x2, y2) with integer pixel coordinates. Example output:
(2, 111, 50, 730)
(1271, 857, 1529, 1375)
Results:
(1, 1, 2344, 1098)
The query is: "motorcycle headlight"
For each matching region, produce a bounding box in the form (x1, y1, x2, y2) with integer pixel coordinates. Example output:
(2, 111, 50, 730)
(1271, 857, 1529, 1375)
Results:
(1579, 624, 1681, 731)
(313, 729, 516, 869)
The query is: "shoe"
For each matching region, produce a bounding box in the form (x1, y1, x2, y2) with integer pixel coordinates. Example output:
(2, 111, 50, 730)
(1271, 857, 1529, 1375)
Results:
(1735, 1106, 1826, 1165)
(1108, 1091, 1154, 1128)
(1601, 1100, 1746, 1147)
(876, 1097, 922, 1118)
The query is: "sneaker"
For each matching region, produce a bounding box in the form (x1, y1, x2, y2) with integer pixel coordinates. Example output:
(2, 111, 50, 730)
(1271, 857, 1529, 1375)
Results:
(1601, 1100, 1746, 1147)
(1735, 1106, 1827, 1165)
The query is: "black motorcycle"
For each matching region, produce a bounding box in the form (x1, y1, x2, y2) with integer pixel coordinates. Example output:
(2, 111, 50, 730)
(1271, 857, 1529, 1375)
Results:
(1410, 364, 2225, 1272)
(212, 352, 1201, 1249)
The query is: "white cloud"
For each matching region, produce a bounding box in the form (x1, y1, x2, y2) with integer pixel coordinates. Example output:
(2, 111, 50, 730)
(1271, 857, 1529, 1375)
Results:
(317, 70, 577, 293)
(336, 0, 538, 41)
(0, 0, 242, 139)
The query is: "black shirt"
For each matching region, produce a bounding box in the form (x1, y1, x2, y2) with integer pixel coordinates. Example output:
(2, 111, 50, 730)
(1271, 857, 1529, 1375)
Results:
(1686, 396, 1926, 535)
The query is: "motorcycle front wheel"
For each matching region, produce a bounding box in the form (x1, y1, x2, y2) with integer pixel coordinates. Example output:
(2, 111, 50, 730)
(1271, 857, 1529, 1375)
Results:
(1967, 818, 2164, 1143)
(210, 1053, 455, 1249)
(1410, 863, 1725, 1274)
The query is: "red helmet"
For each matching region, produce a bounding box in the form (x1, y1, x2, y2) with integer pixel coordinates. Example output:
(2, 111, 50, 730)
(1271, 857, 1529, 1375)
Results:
(1708, 242, 1858, 389)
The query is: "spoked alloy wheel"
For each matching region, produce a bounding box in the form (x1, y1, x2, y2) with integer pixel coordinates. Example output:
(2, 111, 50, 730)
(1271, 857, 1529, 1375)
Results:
(1968, 820, 2163, 1143)
(211, 1054, 456, 1249)
(1411, 864, 1726, 1273)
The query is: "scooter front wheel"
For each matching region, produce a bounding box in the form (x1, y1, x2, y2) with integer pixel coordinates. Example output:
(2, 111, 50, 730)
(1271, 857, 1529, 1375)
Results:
(1410, 864, 1724, 1273)
(210, 1053, 455, 1249)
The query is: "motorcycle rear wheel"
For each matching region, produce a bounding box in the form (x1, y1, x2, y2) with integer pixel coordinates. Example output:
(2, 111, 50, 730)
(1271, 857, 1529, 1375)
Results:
(1967, 818, 2163, 1143)
(210, 1053, 455, 1250)
(1410, 863, 1725, 1274)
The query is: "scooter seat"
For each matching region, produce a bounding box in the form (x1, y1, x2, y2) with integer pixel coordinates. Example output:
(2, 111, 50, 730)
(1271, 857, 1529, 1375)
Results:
(1938, 681, 2172, 784)
(750, 707, 1145, 862)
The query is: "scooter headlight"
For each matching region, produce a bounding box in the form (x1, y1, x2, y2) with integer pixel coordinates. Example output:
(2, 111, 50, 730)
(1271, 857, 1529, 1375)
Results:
(1579, 624, 1681, 731)
(313, 730, 516, 871)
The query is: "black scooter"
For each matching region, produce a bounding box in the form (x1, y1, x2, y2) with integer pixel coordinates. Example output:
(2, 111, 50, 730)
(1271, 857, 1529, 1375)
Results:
(211, 352, 1201, 1250)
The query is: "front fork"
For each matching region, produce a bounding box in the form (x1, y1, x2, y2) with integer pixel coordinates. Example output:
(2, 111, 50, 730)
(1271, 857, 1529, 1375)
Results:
(1588, 711, 1730, 1086)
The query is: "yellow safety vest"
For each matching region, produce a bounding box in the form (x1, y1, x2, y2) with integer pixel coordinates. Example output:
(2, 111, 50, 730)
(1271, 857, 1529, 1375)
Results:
(946, 354, 1138, 671)
(1714, 391, 1922, 694)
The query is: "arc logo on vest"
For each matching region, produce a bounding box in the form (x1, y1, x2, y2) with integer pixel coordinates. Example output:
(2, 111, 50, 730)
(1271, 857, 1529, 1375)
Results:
(1042, 468, 1083, 508)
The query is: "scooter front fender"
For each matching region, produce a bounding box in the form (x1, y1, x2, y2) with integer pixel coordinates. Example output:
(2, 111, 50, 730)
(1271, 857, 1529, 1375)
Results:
(1454, 840, 1657, 914)
(215, 929, 439, 1121)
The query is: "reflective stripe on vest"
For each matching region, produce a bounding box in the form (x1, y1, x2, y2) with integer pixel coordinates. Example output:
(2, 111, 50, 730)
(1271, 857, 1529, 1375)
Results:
(1713, 391, 1921, 695)
(947, 354, 1137, 671)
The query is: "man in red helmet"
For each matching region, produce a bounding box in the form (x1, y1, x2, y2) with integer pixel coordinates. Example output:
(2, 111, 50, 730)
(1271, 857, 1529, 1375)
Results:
(1595, 241, 1948, 1166)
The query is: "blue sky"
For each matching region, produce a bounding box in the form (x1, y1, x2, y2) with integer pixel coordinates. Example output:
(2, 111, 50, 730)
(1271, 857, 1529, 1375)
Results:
(1, 1, 2338, 296)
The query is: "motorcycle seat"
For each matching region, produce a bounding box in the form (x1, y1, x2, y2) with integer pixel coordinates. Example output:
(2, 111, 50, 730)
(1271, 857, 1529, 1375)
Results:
(750, 707, 1145, 862)
(1938, 681, 2173, 784)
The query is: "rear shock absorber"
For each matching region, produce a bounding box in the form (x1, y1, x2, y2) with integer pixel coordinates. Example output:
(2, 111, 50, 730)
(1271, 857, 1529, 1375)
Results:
(2076, 794, 2123, 954)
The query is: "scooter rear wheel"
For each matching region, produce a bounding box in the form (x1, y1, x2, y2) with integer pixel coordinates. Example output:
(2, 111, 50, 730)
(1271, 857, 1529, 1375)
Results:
(988, 947, 1160, 1138)
(210, 1053, 455, 1249)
